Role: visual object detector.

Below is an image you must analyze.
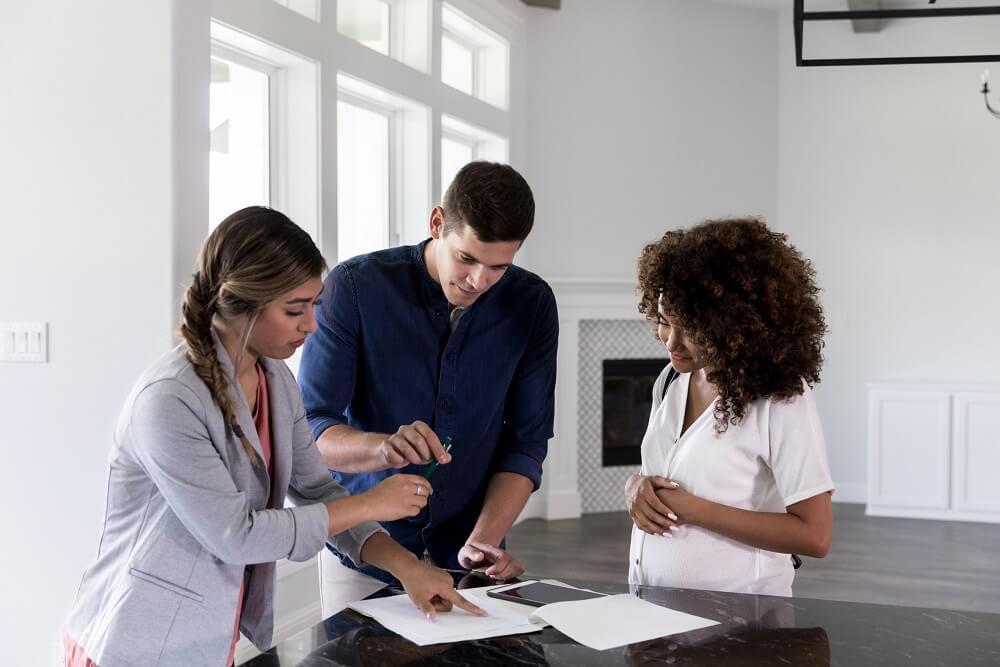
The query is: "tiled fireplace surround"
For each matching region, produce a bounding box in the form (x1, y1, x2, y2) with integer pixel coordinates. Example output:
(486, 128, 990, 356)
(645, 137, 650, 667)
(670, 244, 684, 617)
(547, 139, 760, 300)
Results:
(520, 279, 663, 521)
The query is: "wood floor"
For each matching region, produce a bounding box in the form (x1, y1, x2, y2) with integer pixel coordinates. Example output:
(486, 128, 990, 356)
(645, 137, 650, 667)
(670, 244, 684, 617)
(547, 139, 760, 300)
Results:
(507, 503, 1000, 614)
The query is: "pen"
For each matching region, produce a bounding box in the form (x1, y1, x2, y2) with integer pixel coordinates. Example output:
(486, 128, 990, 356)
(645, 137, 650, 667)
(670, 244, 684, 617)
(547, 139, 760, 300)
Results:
(422, 436, 453, 479)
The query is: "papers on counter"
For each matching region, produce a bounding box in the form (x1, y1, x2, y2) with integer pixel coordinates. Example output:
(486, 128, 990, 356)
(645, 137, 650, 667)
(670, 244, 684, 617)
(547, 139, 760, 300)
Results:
(347, 580, 719, 650)
(528, 593, 720, 651)
(347, 584, 542, 646)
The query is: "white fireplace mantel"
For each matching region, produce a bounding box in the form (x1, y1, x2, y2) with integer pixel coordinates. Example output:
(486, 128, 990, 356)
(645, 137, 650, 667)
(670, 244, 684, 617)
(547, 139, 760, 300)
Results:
(519, 277, 647, 522)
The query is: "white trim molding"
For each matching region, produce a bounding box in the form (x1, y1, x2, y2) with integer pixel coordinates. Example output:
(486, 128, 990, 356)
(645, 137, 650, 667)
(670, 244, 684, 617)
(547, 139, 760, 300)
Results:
(518, 278, 643, 521)
(867, 383, 1000, 524)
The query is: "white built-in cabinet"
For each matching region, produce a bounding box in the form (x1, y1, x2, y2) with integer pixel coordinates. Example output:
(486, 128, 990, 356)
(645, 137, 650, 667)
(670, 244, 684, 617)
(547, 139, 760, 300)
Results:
(867, 384, 1000, 523)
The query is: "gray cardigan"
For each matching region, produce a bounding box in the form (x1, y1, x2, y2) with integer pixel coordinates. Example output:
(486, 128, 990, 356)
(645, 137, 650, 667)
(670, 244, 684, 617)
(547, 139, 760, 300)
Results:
(66, 333, 383, 666)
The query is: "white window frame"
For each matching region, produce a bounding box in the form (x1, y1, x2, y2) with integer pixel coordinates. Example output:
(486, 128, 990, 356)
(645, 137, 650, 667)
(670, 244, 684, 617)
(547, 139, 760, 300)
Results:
(440, 27, 478, 96)
(337, 90, 401, 249)
(210, 42, 281, 211)
(440, 114, 509, 198)
(338, 0, 431, 73)
(338, 72, 430, 250)
(210, 20, 321, 243)
(440, 2, 509, 109)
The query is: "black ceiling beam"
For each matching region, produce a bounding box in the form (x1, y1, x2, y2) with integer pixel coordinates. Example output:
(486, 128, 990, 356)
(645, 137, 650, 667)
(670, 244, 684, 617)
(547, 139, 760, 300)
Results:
(794, 0, 1000, 66)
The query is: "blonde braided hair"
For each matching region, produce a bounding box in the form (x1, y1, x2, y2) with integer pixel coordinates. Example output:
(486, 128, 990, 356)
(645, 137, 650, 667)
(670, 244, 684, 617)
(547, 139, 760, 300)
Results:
(178, 206, 326, 466)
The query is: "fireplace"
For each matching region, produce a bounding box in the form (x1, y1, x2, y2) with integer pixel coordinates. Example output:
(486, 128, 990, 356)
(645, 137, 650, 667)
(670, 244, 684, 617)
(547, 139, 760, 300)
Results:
(601, 358, 667, 466)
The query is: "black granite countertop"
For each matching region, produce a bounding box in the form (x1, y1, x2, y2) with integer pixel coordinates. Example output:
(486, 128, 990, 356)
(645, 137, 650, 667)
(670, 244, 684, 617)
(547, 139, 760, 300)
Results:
(242, 572, 1000, 666)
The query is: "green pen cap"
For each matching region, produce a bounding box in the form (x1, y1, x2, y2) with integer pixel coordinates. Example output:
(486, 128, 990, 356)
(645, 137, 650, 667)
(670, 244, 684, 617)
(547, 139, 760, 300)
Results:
(422, 436, 453, 479)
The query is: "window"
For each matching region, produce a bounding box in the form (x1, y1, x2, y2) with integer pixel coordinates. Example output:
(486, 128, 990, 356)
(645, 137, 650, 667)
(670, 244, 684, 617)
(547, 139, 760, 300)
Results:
(338, 0, 390, 54)
(209, 52, 272, 229)
(441, 31, 474, 95)
(337, 74, 430, 261)
(440, 3, 509, 109)
(440, 115, 508, 199)
(210, 22, 320, 241)
(338, 0, 430, 72)
(337, 98, 391, 261)
(441, 135, 474, 193)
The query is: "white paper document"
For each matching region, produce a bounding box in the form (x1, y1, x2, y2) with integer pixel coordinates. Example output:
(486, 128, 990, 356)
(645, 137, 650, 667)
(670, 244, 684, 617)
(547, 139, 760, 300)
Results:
(347, 585, 543, 646)
(347, 582, 718, 650)
(528, 593, 719, 651)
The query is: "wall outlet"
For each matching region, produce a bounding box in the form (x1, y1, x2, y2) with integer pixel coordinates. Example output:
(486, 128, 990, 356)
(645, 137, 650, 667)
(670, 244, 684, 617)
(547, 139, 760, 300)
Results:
(0, 321, 48, 362)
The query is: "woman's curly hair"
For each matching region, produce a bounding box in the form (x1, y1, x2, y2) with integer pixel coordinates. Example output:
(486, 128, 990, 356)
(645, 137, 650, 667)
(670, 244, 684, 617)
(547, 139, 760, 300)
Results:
(637, 217, 826, 432)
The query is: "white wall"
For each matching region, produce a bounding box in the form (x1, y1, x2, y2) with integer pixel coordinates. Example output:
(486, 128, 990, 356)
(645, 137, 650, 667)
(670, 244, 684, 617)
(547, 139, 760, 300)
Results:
(775, 9, 1000, 497)
(519, 0, 778, 278)
(522, 0, 1000, 501)
(0, 2, 206, 663)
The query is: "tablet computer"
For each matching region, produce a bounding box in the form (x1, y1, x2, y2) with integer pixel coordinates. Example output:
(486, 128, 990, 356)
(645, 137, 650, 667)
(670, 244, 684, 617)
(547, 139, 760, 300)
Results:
(486, 581, 606, 607)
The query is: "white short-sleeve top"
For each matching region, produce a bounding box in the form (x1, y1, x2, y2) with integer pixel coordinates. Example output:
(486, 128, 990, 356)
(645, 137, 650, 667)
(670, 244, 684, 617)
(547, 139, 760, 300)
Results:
(628, 365, 835, 597)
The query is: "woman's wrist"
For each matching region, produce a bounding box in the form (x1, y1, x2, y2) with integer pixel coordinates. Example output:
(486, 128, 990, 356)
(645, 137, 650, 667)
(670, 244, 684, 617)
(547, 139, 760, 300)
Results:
(680, 495, 710, 528)
(325, 494, 373, 536)
(361, 532, 419, 573)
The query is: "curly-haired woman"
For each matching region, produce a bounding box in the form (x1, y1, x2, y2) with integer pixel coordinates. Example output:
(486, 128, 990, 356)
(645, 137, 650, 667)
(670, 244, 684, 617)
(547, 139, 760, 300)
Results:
(625, 217, 834, 596)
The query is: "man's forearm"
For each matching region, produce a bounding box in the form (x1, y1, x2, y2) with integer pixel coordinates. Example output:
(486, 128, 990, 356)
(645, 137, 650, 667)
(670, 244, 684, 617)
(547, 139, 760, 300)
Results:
(317, 424, 390, 473)
(467, 472, 534, 546)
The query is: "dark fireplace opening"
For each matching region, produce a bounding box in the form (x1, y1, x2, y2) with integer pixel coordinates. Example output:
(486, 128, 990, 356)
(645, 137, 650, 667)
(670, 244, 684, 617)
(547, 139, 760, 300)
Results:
(602, 358, 667, 467)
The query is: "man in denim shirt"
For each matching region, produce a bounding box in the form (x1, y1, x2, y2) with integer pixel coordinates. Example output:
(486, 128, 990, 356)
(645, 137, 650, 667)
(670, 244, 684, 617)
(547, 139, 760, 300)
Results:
(299, 162, 557, 611)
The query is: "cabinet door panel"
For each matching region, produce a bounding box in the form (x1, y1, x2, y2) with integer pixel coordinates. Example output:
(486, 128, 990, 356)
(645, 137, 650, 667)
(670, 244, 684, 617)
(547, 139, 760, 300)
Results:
(954, 393, 1000, 513)
(868, 391, 950, 510)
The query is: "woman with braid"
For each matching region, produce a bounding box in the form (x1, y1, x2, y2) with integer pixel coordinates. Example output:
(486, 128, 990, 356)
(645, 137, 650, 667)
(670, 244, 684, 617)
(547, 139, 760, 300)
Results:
(64, 207, 483, 667)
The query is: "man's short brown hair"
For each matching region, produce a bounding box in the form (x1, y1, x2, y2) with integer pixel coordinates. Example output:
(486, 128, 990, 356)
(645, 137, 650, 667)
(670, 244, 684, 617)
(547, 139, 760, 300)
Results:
(442, 161, 534, 243)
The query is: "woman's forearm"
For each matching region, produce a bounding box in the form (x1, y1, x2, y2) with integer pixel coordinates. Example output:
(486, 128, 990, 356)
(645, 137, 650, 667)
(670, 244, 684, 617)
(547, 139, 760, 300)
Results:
(324, 494, 374, 538)
(683, 494, 832, 558)
(359, 531, 419, 572)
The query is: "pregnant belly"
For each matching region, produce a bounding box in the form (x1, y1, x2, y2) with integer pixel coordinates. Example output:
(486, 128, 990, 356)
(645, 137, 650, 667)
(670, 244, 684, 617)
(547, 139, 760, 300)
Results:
(629, 524, 792, 596)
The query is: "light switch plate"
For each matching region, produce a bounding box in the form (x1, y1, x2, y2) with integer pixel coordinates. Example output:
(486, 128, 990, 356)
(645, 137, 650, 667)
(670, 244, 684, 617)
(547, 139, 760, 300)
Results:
(0, 321, 48, 362)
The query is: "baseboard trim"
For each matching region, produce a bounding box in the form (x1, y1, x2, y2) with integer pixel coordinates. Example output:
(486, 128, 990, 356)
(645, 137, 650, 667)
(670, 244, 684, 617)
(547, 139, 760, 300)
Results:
(866, 506, 1000, 524)
(516, 494, 545, 523)
(544, 489, 582, 519)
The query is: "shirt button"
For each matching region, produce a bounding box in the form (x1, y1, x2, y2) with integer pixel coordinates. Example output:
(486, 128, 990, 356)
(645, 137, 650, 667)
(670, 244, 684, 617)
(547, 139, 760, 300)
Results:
(635, 558, 639, 565)
(440, 400, 449, 408)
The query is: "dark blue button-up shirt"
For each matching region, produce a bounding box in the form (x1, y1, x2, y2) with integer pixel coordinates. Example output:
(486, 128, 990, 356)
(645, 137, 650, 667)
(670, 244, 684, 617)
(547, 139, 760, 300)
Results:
(299, 241, 558, 578)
